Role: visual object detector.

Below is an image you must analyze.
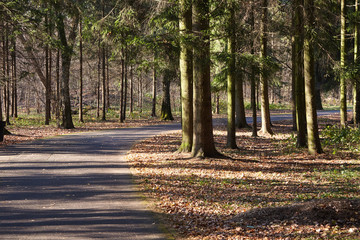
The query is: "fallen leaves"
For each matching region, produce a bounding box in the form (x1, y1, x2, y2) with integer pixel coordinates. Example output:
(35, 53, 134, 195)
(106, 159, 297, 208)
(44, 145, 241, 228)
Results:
(127, 117, 360, 239)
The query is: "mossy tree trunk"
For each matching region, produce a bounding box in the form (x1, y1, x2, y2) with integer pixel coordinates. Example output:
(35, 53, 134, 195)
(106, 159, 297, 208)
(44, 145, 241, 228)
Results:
(226, 1, 237, 149)
(178, 0, 193, 152)
(304, 0, 323, 154)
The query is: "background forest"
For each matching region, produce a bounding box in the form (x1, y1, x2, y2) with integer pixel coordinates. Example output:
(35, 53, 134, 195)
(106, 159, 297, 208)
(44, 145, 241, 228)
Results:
(0, 0, 351, 128)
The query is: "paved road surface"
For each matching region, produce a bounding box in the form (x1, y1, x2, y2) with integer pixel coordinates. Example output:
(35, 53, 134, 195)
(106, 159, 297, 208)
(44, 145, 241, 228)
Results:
(0, 124, 180, 240)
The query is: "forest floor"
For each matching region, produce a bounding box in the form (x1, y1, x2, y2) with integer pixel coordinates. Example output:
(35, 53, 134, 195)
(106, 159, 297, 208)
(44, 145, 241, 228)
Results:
(127, 114, 360, 239)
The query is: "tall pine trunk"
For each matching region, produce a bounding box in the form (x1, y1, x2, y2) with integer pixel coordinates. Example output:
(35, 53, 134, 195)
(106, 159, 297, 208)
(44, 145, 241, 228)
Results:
(226, 1, 237, 149)
(294, 0, 307, 147)
(250, 1, 257, 137)
(340, 0, 347, 127)
(191, 0, 219, 158)
(304, 0, 323, 154)
(178, 0, 193, 152)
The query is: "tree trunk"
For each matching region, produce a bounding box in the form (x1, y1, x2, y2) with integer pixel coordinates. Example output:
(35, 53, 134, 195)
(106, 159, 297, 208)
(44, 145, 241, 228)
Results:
(56, 49, 61, 127)
(178, 0, 193, 152)
(250, 2, 257, 137)
(226, 2, 237, 149)
(354, 0, 360, 126)
(294, 0, 307, 148)
(45, 10, 51, 125)
(60, 51, 74, 129)
(259, 0, 273, 135)
(56, 7, 78, 129)
(161, 69, 174, 121)
(122, 52, 128, 121)
(130, 65, 133, 115)
(304, 0, 323, 154)
(79, 18, 84, 123)
(102, 46, 106, 121)
(191, 0, 219, 158)
(340, 0, 347, 127)
(119, 57, 125, 122)
(5, 25, 10, 125)
(235, 73, 248, 129)
(11, 37, 17, 118)
(151, 55, 157, 117)
(101, 2, 106, 121)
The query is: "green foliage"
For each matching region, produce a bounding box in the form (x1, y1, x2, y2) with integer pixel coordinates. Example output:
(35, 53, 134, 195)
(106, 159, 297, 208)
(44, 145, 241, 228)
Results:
(322, 125, 360, 153)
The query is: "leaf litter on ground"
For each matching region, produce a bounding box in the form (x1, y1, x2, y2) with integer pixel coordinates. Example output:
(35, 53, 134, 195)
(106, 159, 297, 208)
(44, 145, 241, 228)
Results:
(127, 116, 360, 239)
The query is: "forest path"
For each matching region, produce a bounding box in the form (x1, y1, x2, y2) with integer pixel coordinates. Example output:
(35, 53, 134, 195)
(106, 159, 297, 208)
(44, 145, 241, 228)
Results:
(0, 123, 180, 240)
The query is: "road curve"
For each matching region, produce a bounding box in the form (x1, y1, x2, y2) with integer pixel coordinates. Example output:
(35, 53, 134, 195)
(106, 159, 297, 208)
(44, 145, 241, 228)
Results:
(0, 123, 180, 240)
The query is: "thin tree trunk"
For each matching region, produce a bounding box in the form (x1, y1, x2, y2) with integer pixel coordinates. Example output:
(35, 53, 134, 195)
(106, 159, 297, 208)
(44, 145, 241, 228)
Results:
(120, 57, 125, 122)
(102, 46, 106, 121)
(191, 0, 219, 158)
(340, 0, 347, 127)
(354, 0, 360, 126)
(178, 0, 193, 152)
(130, 65, 133, 115)
(304, 0, 323, 154)
(11, 36, 17, 118)
(294, 0, 307, 147)
(45, 10, 51, 125)
(5, 25, 10, 125)
(79, 18, 84, 123)
(122, 52, 128, 121)
(101, 0, 106, 121)
(151, 54, 157, 117)
(106, 50, 110, 110)
(259, 0, 273, 135)
(250, 2, 257, 137)
(56, 49, 61, 127)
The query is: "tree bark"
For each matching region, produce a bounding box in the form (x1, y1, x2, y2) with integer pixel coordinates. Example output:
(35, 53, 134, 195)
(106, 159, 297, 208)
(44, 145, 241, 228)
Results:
(354, 0, 360, 126)
(340, 0, 347, 127)
(55, 5, 78, 129)
(151, 54, 157, 117)
(304, 0, 323, 154)
(161, 69, 174, 121)
(235, 72, 249, 129)
(191, 0, 219, 158)
(250, 2, 257, 137)
(226, 1, 237, 149)
(178, 0, 193, 152)
(79, 18, 84, 123)
(259, 0, 273, 135)
(294, 0, 307, 148)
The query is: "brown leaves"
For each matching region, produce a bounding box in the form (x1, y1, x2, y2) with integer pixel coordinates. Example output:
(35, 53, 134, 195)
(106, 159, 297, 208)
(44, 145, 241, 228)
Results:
(127, 117, 360, 239)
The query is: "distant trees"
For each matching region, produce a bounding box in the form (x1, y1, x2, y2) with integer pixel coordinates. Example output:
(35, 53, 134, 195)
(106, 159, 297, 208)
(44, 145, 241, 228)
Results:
(3, 0, 359, 155)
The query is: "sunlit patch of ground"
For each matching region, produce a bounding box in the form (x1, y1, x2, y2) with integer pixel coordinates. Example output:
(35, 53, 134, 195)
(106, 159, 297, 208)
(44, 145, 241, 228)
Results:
(128, 117, 360, 239)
